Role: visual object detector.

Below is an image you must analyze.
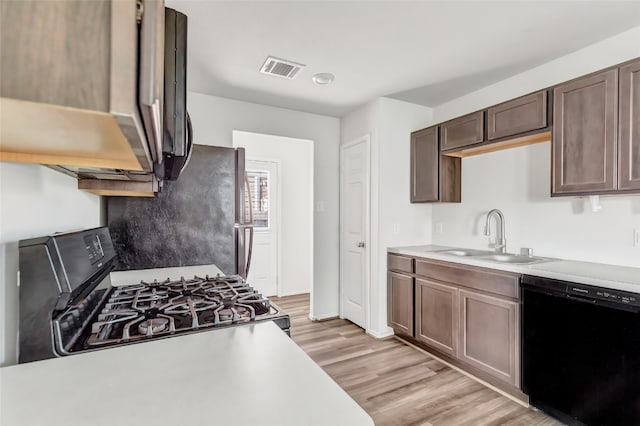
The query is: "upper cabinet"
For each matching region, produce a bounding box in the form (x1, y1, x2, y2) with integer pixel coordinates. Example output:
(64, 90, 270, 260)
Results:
(619, 60, 640, 191)
(552, 58, 640, 196)
(487, 91, 548, 141)
(410, 126, 461, 203)
(0, 0, 165, 195)
(440, 93, 551, 158)
(412, 57, 639, 199)
(441, 111, 484, 152)
(552, 69, 618, 195)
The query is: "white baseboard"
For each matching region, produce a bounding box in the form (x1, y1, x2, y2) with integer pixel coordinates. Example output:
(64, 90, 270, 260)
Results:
(366, 328, 395, 339)
(308, 312, 339, 321)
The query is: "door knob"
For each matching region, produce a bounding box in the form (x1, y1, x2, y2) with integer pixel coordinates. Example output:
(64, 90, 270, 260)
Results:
(357, 242, 365, 248)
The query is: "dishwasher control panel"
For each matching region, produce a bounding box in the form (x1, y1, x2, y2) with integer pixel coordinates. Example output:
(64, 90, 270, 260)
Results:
(522, 275, 640, 309)
(568, 284, 640, 307)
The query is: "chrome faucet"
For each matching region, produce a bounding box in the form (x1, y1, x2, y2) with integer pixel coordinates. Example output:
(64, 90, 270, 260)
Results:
(484, 209, 506, 253)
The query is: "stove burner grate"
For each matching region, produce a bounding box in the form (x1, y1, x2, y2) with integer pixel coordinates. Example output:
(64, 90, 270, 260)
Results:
(85, 274, 275, 348)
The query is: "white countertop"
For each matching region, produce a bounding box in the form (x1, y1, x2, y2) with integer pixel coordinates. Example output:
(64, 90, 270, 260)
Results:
(0, 322, 373, 426)
(389, 245, 640, 294)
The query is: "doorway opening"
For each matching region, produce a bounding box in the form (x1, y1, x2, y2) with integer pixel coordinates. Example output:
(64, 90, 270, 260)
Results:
(232, 131, 314, 302)
(246, 160, 280, 297)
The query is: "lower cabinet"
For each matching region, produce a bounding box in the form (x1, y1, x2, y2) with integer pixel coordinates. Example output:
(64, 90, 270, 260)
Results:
(387, 272, 414, 337)
(459, 290, 520, 387)
(387, 254, 522, 392)
(415, 278, 458, 357)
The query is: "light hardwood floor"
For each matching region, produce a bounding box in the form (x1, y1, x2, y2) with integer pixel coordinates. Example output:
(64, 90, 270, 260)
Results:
(271, 293, 562, 426)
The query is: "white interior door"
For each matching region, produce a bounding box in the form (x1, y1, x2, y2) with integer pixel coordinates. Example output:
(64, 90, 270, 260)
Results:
(340, 136, 370, 330)
(246, 160, 279, 297)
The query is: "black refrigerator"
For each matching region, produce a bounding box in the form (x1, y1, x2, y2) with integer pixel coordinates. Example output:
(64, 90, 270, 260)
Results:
(107, 145, 253, 277)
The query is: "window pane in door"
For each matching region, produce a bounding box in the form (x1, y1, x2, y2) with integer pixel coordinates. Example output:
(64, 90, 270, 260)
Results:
(246, 170, 269, 228)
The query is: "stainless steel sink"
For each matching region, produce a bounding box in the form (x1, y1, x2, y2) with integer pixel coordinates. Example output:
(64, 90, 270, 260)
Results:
(474, 254, 551, 264)
(435, 248, 553, 265)
(436, 248, 495, 257)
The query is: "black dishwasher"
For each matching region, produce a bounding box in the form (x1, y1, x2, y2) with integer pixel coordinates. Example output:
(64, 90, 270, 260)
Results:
(521, 275, 640, 426)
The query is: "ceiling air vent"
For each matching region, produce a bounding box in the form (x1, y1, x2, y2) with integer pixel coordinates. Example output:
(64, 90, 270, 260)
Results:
(260, 56, 305, 79)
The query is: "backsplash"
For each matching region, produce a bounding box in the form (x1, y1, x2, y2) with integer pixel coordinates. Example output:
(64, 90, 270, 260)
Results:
(432, 142, 640, 268)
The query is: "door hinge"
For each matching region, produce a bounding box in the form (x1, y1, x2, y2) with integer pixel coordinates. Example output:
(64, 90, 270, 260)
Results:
(136, 0, 144, 23)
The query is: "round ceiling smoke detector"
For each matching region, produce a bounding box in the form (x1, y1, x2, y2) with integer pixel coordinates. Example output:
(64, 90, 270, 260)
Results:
(312, 73, 335, 85)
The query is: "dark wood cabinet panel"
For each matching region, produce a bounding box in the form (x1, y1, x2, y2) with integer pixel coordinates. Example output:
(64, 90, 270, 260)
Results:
(388, 254, 413, 274)
(619, 59, 640, 191)
(441, 111, 484, 152)
(410, 126, 461, 203)
(416, 279, 458, 356)
(459, 290, 519, 387)
(410, 127, 439, 202)
(388, 272, 414, 337)
(415, 258, 519, 299)
(0, 0, 110, 111)
(552, 69, 618, 195)
(487, 91, 547, 140)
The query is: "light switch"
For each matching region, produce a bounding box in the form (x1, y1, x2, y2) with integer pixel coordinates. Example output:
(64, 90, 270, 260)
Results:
(435, 223, 444, 234)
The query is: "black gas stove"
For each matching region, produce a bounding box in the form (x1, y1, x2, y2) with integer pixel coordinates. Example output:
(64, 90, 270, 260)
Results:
(18, 227, 289, 363)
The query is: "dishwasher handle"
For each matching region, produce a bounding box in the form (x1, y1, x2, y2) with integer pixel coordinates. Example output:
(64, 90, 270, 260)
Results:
(566, 293, 597, 304)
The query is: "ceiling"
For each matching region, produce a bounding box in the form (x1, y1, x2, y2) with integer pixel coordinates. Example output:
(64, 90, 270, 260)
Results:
(166, 1, 640, 117)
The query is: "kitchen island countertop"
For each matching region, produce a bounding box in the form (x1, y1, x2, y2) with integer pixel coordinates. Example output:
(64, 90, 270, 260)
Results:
(0, 321, 373, 426)
(389, 245, 640, 294)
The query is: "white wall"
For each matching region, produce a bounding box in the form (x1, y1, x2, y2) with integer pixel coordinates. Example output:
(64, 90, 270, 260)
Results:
(430, 26, 640, 268)
(232, 131, 314, 297)
(0, 163, 102, 366)
(188, 92, 341, 318)
(341, 98, 432, 337)
(435, 25, 640, 123)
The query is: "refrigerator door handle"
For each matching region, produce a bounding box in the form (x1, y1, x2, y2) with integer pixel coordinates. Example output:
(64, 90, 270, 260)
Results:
(244, 171, 254, 226)
(245, 226, 254, 279)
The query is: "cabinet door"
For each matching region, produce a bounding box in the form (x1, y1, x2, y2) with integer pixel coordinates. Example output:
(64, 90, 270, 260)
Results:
(410, 127, 439, 202)
(552, 69, 618, 195)
(388, 272, 414, 337)
(441, 111, 484, 151)
(619, 59, 640, 191)
(415, 279, 458, 356)
(487, 91, 547, 140)
(459, 290, 519, 387)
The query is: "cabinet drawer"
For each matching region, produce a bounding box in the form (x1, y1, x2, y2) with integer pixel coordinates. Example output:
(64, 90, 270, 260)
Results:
(441, 111, 484, 151)
(388, 254, 414, 273)
(487, 91, 547, 140)
(415, 258, 519, 299)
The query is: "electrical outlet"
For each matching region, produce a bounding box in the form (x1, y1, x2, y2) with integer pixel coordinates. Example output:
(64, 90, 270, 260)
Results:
(634, 228, 640, 248)
(393, 223, 400, 235)
(435, 222, 444, 235)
